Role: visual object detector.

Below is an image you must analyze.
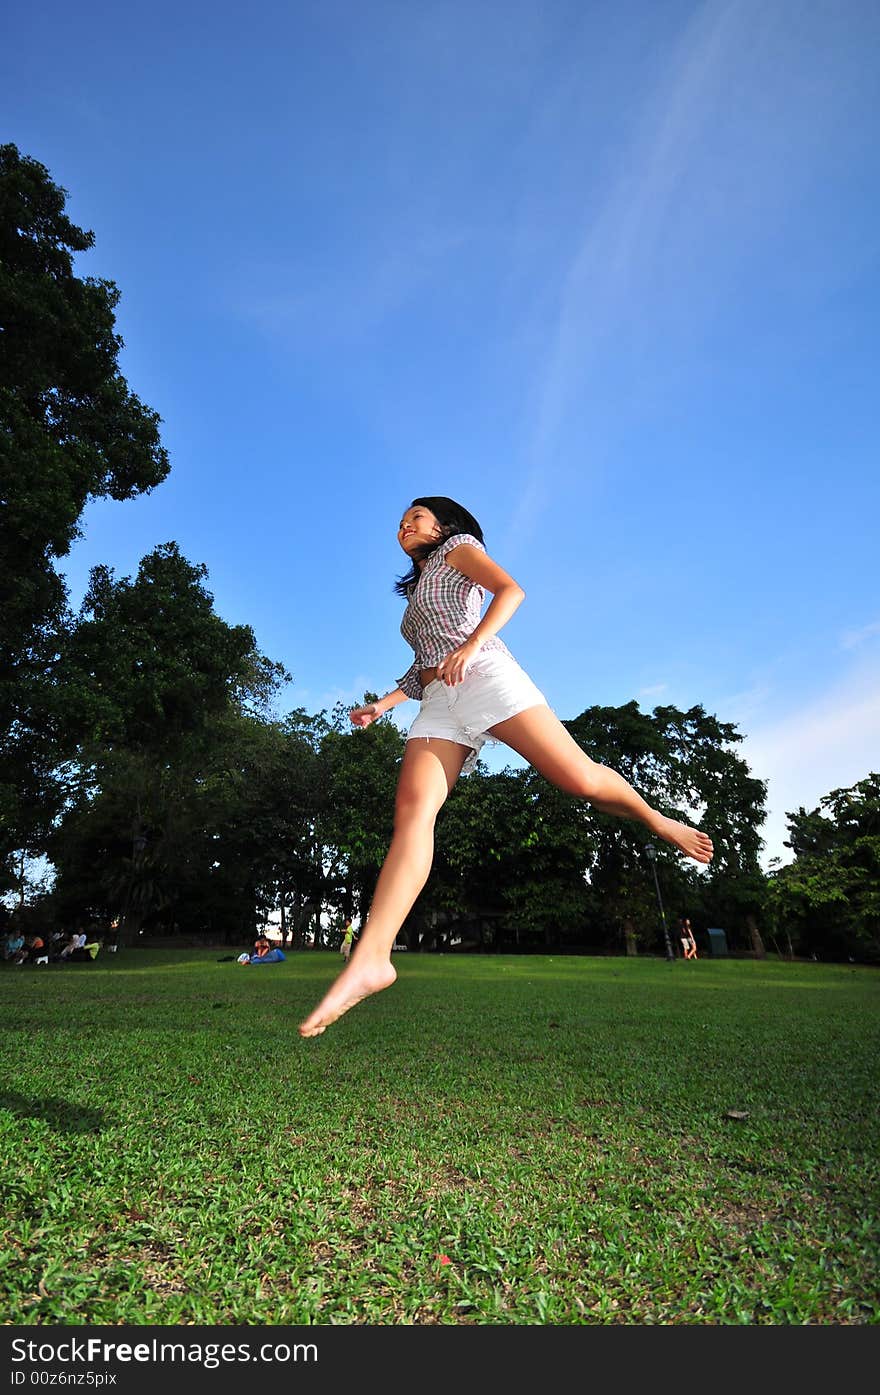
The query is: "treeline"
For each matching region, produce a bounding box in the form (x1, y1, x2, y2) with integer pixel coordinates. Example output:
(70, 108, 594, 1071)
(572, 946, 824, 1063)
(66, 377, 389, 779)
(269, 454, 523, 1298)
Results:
(1, 144, 877, 964)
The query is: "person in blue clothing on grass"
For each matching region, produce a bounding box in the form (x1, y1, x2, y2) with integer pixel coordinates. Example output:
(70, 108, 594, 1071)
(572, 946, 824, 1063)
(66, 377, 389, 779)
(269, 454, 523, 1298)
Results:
(241, 932, 286, 966)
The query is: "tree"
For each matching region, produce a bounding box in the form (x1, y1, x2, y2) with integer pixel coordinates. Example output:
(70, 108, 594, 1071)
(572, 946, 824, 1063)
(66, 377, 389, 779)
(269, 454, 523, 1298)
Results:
(48, 544, 288, 942)
(60, 544, 284, 752)
(768, 774, 880, 962)
(214, 710, 329, 948)
(326, 699, 768, 956)
(0, 143, 170, 881)
(654, 704, 769, 956)
(565, 702, 767, 953)
(432, 765, 595, 950)
(317, 701, 404, 937)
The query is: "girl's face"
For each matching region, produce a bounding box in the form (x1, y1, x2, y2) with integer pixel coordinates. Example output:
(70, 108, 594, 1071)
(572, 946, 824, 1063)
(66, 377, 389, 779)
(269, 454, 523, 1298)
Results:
(398, 504, 442, 555)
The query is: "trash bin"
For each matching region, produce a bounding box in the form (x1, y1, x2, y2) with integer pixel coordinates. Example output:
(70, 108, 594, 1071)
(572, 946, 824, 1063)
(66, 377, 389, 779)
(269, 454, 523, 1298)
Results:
(706, 928, 728, 957)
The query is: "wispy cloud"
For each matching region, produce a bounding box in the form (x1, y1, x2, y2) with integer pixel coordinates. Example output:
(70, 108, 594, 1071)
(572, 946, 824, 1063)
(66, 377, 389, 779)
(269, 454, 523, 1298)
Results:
(510, 0, 854, 546)
(840, 619, 880, 651)
(510, 0, 752, 541)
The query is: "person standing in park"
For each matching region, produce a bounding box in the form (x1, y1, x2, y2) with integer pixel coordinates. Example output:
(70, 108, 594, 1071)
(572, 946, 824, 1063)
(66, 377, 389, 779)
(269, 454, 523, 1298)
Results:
(679, 917, 698, 960)
(299, 496, 714, 1038)
(340, 918, 357, 963)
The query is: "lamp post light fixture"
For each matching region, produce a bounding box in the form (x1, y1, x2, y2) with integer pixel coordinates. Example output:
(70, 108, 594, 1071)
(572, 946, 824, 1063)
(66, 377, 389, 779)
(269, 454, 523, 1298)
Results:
(644, 842, 675, 962)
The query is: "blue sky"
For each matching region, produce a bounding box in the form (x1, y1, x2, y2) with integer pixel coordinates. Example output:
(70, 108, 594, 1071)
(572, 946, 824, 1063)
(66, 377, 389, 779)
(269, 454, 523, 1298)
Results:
(4, 0, 879, 867)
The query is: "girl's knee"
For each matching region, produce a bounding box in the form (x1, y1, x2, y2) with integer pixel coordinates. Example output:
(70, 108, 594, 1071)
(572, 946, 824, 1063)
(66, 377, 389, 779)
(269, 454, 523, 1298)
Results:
(393, 791, 443, 826)
(541, 752, 599, 798)
(561, 762, 602, 801)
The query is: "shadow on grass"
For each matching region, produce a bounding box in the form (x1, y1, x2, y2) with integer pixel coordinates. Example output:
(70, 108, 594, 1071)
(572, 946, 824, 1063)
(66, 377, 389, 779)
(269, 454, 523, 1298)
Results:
(0, 1091, 110, 1133)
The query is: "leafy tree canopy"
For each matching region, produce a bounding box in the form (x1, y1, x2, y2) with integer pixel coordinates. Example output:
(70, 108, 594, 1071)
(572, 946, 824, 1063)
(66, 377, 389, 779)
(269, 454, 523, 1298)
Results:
(0, 143, 170, 660)
(770, 773, 880, 960)
(0, 144, 171, 875)
(59, 542, 288, 761)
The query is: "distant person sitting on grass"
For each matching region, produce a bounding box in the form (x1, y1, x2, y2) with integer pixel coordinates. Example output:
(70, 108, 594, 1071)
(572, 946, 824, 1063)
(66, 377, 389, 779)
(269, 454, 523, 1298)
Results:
(59, 931, 87, 960)
(299, 495, 713, 1038)
(70, 938, 102, 962)
(237, 934, 286, 965)
(249, 944, 286, 965)
(2, 929, 25, 961)
(13, 934, 46, 965)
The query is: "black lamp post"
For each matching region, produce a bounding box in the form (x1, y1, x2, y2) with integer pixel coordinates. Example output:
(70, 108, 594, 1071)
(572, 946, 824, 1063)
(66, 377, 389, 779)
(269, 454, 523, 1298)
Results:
(644, 843, 675, 962)
(123, 831, 147, 939)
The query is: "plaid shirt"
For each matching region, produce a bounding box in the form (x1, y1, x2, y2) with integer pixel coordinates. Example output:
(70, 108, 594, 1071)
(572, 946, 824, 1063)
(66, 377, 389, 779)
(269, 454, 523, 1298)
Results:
(396, 533, 512, 700)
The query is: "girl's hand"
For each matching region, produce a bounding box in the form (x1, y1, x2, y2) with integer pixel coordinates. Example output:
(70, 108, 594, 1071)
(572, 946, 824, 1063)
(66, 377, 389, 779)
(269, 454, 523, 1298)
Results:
(436, 638, 481, 687)
(350, 703, 381, 728)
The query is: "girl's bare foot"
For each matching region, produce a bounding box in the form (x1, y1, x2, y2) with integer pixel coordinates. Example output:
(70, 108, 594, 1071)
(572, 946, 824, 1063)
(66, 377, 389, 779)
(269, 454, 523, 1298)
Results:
(656, 816, 714, 864)
(298, 957, 397, 1037)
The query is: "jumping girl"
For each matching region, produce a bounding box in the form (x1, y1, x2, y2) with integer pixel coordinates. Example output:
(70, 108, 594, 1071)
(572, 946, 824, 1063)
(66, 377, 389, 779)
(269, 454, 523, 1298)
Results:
(299, 496, 713, 1037)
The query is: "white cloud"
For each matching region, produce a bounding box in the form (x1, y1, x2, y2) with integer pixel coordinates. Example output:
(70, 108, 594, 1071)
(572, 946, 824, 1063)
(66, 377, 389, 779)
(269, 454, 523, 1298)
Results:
(742, 660, 880, 868)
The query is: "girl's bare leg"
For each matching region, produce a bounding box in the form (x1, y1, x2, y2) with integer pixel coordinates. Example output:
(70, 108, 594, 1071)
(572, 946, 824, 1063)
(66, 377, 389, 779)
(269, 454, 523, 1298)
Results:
(298, 737, 470, 1037)
(488, 705, 714, 864)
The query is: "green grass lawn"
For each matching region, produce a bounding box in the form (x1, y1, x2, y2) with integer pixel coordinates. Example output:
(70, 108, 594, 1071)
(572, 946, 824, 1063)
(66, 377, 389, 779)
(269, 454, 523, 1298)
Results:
(1, 950, 878, 1325)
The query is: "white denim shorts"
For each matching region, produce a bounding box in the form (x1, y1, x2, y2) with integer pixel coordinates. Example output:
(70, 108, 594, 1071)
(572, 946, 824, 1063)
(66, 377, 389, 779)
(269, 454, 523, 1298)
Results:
(407, 650, 548, 775)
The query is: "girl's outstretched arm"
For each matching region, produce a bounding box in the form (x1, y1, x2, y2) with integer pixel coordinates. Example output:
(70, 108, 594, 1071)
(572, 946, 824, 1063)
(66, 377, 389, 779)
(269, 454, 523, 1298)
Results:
(350, 688, 409, 727)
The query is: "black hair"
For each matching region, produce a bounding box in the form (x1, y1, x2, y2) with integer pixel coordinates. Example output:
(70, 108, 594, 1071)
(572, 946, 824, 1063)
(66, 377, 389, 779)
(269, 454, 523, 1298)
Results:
(393, 496, 485, 598)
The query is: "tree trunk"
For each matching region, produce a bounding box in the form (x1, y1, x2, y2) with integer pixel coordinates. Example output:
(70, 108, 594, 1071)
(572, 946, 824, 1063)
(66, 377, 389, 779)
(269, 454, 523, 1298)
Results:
(623, 919, 638, 956)
(746, 913, 766, 959)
